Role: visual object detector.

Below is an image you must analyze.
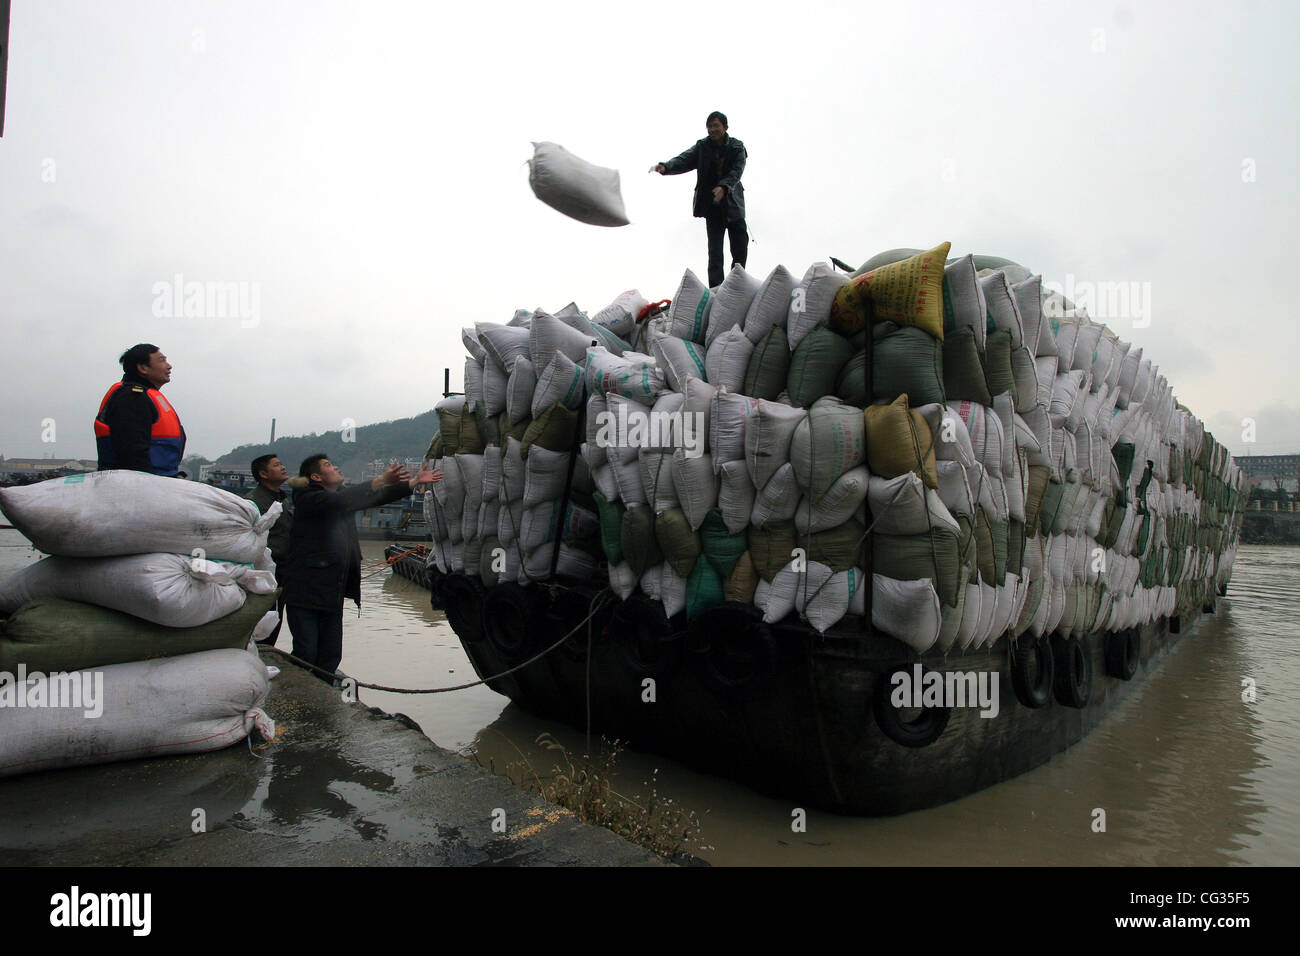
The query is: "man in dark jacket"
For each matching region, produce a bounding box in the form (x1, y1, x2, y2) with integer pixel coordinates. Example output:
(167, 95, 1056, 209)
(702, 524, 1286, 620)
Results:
(245, 454, 294, 646)
(654, 111, 749, 288)
(280, 454, 440, 681)
(93, 344, 187, 476)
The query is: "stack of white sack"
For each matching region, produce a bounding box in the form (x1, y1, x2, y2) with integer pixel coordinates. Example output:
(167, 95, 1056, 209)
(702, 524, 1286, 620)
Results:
(422, 245, 1244, 645)
(0, 472, 281, 777)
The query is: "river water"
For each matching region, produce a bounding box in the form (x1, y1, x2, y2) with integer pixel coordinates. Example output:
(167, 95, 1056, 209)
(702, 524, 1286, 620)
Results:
(2, 530, 1296, 865)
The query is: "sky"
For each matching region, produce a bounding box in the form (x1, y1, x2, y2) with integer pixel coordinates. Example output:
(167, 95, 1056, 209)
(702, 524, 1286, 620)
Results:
(2, 0, 1298, 465)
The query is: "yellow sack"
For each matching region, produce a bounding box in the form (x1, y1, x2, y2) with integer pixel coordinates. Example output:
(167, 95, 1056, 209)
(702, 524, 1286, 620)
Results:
(864, 394, 938, 488)
(829, 242, 951, 340)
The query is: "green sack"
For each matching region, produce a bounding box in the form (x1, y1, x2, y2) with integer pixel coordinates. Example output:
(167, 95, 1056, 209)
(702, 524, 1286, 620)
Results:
(497, 410, 531, 443)
(807, 519, 866, 572)
(457, 407, 485, 454)
(787, 327, 854, 408)
(872, 527, 961, 606)
(436, 407, 462, 452)
(872, 323, 945, 406)
(743, 326, 791, 401)
(942, 327, 993, 405)
(699, 510, 748, 579)
(521, 403, 578, 458)
(655, 508, 701, 578)
(593, 491, 626, 565)
(0, 592, 279, 674)
(686, 559, 725, 618)
(835, 351, 868, 407)
(620, 505, 661, 576)
(983, 328, 1017, 406)
(750, 521, 796, 582)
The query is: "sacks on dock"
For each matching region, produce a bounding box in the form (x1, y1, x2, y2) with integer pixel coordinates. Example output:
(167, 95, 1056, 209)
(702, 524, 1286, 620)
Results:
(0, 592, 279, 674)
(0, 471, 280, 564)
(0, 648, 274, 779)
(0, 553, 274, 628)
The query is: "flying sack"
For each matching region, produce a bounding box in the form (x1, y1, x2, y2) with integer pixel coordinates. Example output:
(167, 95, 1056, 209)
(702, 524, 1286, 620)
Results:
(528, 142, 630, 227)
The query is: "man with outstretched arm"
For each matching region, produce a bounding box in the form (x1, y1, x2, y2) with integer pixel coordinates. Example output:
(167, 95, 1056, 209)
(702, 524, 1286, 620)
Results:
(280, 455, 441, 682)
(653, 110, 749, 288)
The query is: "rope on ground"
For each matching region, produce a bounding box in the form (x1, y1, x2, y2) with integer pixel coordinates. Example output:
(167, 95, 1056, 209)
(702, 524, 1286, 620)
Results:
(262, 588, 614, 695)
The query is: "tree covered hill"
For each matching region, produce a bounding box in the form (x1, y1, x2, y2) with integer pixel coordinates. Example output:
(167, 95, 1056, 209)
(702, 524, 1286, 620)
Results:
(212, 410, 439, 480)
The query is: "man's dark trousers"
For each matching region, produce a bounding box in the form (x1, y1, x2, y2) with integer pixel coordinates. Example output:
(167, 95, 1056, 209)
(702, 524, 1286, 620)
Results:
(706, 209, 749, 287)
(287, 605, 344, 682)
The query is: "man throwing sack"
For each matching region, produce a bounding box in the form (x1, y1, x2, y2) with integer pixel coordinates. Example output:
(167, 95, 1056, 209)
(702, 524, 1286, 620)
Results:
(653, 110, 749, 288)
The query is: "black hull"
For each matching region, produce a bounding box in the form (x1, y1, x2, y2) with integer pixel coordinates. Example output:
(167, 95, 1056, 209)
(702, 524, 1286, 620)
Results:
(394, 550, 1217, 816)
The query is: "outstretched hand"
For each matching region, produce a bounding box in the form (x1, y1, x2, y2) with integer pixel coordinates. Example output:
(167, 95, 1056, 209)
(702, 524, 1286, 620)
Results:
(410, 467, 442, 489)
(651, 163, 666, 174)
(379, 462, 409, 485)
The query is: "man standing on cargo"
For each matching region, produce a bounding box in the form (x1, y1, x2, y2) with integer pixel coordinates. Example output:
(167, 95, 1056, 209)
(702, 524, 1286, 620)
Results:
(653, 111, 749, 288)
(245, 454, 294, 646)
(92, 344, 187, 477)
(280, 455, 441, 683)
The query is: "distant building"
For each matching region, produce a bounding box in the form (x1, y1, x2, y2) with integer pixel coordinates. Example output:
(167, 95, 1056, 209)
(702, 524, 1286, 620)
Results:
(1237, 454, 1300, 494)
(0, 457, 95, 473)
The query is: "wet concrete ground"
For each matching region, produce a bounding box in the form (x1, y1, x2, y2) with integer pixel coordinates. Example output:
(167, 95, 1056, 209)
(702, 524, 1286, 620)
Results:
(0, 653, 665, 866)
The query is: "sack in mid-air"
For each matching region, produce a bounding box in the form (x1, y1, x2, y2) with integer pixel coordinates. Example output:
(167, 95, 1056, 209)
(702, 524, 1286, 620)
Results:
(528, 142, 629, 227)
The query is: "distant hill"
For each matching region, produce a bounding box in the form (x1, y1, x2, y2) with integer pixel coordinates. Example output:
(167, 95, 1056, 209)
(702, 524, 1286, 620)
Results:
(213, 410, 439, 479)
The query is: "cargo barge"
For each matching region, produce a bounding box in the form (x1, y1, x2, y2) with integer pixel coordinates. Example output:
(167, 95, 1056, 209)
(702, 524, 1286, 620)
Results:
(407, 246, 1247, 815)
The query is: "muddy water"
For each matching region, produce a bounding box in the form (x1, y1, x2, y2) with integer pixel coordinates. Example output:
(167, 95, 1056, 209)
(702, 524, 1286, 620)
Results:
(2, 529, 1296, 865)
(342, 543, 1300, 865)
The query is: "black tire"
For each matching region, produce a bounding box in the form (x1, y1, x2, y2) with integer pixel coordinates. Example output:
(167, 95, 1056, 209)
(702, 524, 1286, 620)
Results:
(440, 574, 486, 646)
(1051, 633, 1091, 708)
(1011, 635, 1054, 708)
(548, 586, 612, 663)
(427, 568, 445, 610)
(1104, 628, 1140, 681)
(692, 603, 778, 702)
(613, 595, 683, 682)
(872, 664, 951, 748)
(482, 582, 544, 661)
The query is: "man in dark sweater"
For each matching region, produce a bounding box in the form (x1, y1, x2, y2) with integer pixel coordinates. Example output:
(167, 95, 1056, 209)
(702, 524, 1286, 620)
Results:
(245, 454, 294, 646)
(654, 110, 749, 288)
(93, 344, 187, 476)
(280, 454, 440, 681)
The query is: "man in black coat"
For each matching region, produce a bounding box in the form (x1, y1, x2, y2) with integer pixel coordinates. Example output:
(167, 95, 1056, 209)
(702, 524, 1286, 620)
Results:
(280, 453, 440, 682)
(654, 110, 749, 288)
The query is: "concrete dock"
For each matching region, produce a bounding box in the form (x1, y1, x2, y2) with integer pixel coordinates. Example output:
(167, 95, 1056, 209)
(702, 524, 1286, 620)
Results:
(0, 653, 666, 866)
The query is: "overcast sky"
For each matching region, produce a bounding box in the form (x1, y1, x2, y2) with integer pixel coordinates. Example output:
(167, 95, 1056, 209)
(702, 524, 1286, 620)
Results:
(2, 0, 1297, 465)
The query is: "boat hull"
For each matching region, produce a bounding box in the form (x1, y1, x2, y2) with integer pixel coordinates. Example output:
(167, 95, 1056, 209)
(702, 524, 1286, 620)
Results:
(400, 553, 1213, 816)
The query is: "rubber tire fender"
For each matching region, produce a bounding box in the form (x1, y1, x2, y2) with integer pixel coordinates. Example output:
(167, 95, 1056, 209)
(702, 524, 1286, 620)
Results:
(1104, 628, 1139, 681)
(482, 581, 546, 662)
(1011, 635, 1055, 709)
(440, 574, 487, 646)
(872, 663, 952, 748)
(613, 594, 683, 682)
(1052, 632, 1092, 708)
(691, 603, 778, 702)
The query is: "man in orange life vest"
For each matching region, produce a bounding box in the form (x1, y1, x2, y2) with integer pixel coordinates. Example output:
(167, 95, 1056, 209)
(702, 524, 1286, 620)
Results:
(93, 344, 187, 477)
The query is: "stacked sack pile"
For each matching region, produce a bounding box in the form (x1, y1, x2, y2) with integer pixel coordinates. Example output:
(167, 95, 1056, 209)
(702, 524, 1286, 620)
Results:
(0, 472, 280, 777)
(423, 242, 1244, 649)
